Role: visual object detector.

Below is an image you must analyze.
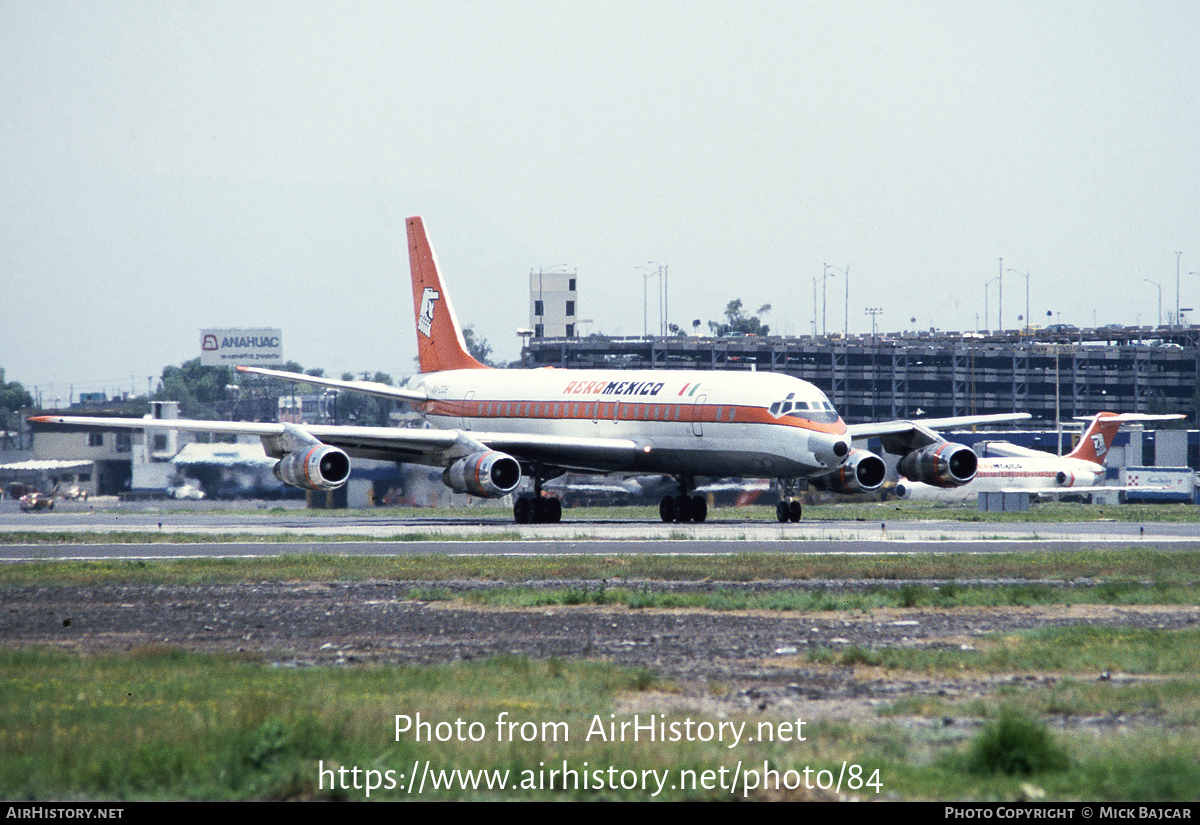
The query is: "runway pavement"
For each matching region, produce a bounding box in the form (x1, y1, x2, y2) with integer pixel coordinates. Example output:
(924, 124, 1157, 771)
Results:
(1, 498, 1197, 559)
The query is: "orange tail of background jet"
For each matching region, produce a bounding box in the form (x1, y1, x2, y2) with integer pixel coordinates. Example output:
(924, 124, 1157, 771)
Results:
(1066, 412, 1127, 464)
(407, 216, 490, 373)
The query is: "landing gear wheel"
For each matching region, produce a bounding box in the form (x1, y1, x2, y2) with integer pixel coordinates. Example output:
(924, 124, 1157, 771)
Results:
(659, 496, 675, 523)
(776, 501, 790, 523)
(514, 497, 531, 524)
(534, 497, 562, 523)
(674, 494, 692, 523)
(690, 495, 707, 523)
(789, 500, 802, 522)
(517, 496, 562, 524)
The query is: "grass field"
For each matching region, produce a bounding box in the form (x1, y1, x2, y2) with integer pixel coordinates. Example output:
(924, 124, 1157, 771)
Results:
(3, 546, 1198, 589)
(3, 630, 1199, 801)
(2, 544, 1200, 801)
(2, 507, 1198, 801)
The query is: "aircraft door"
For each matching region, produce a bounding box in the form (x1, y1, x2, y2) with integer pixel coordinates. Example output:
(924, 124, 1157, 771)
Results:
(462, 390, 475, 430)
(692, 394, 706, 437)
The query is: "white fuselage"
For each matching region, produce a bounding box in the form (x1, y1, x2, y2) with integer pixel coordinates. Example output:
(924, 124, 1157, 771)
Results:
(896, 455, 1103, 501)
(408, 367, 851, 479)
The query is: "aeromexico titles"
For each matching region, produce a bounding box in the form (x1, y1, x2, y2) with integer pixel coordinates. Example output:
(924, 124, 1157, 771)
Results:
(33, 216, 1029, 523)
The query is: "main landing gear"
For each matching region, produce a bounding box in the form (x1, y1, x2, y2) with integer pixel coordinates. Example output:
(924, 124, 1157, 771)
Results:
(513, 495, 561, 524)
(512, 466, 563, 524)
(776, 477, 803, 523)
(659, 476, 707, 523)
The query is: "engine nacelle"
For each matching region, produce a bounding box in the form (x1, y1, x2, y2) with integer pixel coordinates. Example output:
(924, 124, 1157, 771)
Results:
(897, 442, 977, 488)
(273, 445, 351, 491)
(809, 448, 887, 494)
(1056, 470, 1098, 487)
(442, 451, 522, 498)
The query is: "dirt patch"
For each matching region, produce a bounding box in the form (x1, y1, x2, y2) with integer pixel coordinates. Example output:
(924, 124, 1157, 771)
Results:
(4, 580, 1197, 729)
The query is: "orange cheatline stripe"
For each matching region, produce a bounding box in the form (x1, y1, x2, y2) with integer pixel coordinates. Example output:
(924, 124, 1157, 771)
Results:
(418, 397, 847, 436)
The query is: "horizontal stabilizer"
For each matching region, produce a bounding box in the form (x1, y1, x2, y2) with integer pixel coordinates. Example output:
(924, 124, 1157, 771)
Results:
(236, 366, 428, 403)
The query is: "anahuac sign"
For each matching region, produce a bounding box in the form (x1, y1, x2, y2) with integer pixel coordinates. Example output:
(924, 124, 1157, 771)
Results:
(200, 329, 283, 367)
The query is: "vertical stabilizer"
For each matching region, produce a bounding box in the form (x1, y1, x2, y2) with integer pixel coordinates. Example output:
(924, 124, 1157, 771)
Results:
(1066, 412, 1121, 464)
(407, 216, 489, 373)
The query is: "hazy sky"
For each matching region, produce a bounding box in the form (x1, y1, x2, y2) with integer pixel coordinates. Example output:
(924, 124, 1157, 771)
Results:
(2, 1, 1197, 402)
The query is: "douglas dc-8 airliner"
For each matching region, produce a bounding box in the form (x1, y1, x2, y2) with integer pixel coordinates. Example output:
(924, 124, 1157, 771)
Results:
(34, 217, 1029, 523)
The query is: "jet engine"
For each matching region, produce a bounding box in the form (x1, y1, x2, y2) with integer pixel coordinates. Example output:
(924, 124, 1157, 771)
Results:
(897, 442, 977, 488)
(810, 449, 887, 494)
(273, 445, 352, 491)
(1056, 470, 1098, 487)
(442, 451, 522, 498)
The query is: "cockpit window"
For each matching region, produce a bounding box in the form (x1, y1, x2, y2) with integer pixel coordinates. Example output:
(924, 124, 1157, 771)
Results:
(768, 394, 839, 424)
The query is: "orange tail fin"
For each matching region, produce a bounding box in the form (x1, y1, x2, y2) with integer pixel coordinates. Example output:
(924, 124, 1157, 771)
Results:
(1066, 412, 1121, 463)
(407, 216, 489, 373)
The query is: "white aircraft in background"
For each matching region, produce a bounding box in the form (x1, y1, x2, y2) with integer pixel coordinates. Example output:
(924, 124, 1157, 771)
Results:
(895, 411, 1184, 502)
(33, 216, 1029, 524)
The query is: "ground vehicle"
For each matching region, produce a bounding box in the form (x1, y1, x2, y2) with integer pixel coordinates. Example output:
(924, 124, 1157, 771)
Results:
(18, 492, 54, 512)
(57, 484, 88, 501)
(167, 483, 206, 500)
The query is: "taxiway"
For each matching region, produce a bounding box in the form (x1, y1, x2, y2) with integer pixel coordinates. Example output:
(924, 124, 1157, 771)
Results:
(1, 499, 1197, 559)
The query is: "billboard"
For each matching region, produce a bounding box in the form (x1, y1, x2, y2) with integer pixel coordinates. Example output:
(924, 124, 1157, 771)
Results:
(200, 329, 283, 367)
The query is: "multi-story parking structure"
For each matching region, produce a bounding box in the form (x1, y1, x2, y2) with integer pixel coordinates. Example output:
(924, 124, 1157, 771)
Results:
(528, 326, 1200, 427)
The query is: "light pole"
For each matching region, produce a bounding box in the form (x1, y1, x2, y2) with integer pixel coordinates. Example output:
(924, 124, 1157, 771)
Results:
(997, 258, 1003, 332)
(821, 264, 838, 337)
(1144, 278, 1162, 327)
(647, 261, 666, 335)
(1006, 267, 1030, 333)
(662, 264, 668, 336)
(864, 306, 884, 340)
(636, 265, 660, 337)
(985, 275, 1000, 332)
(826, 263, 850, 336)
(1175, 251, 1182, 328)
(811, 275, 818, 336)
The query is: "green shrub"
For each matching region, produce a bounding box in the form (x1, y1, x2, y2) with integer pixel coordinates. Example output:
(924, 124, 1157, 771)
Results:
(966, 708, 1070, 776)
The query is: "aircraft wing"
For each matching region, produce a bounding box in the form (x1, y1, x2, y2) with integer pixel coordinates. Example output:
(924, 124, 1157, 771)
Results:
(306, 424, 644, 471)
(846, 413, 1031, 455)
(454, 431, 644, 472)
(236, 365, 429, 404)
(29, 415, 643, 473)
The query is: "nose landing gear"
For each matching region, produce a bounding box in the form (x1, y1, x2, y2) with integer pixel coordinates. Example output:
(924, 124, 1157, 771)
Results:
(776, 477, 803, 522)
